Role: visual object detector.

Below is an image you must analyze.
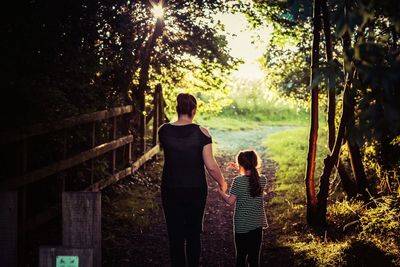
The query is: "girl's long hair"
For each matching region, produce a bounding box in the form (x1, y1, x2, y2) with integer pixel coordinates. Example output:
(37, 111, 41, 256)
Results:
(237, 150, 262, 197)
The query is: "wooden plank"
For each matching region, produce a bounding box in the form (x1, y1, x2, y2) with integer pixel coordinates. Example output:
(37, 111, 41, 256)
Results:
(0, 105, 133, 144)
(23, 145, 160, 231)
(0, 135, 133, 190)
(152, 87, 160, 147)
(146, 108, 155, 125)
(0, 192, 18, 267)
(39, 246, 93, 267)
(62, 192, 100, 267)
(86, 145, 160, 191)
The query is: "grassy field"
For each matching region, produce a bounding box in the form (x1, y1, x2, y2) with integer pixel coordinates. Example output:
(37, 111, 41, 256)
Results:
(264, 126, 329, 204)
(196, 98, 309, 131)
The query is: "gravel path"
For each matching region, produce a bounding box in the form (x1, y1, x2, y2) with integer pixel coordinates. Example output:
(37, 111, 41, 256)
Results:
(102, 126, 295, 266)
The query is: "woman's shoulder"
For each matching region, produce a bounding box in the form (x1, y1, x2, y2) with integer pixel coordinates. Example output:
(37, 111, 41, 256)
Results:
(198, 125, 211, 138)
(158, 122, 170, 133)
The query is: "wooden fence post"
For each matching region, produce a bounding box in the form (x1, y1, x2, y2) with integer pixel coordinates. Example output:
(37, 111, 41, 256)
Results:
(0, 192, 18, 267)
(152, 84, 161, 147)
(62, 192, 101, 267)
(39, 246, 93, 267)
(158, 84, 165, 125)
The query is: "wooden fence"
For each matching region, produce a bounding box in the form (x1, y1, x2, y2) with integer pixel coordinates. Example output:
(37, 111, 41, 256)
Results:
(0, 84, 168, 264)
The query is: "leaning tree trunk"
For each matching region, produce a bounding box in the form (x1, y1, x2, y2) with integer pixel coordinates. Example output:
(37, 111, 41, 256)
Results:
(316, 0, 357, 225)
(322, 0, 357, 195)
(340, 1, 370, 201)
(315, 69, 355, 225)
(347, 127, 370, 201)
(305, 0, 322, 227)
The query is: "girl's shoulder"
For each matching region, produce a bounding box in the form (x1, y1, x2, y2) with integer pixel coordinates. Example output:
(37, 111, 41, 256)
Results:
(232, 175, 248, 184)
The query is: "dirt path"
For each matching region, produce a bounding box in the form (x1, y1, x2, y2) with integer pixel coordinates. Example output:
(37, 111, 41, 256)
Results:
(102, 126, 295, 266)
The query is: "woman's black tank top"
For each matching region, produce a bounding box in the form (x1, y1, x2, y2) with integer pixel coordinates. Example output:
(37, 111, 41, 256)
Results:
(158, 123, 212, 189)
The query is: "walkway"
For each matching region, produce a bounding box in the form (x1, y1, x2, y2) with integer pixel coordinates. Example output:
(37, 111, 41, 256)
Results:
(102, 126, 295, 266)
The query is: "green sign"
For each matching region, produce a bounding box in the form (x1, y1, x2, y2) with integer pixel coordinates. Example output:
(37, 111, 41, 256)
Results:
(56, 256, 79, 267)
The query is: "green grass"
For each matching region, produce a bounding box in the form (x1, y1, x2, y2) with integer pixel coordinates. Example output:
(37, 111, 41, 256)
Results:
(196, 116, 261, 131)
(263, 126, 400, 266)
(197, 99, 309, 131)
(264, 126, 328, 199)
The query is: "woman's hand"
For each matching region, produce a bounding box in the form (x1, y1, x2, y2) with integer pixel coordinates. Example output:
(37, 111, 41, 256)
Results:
(219, 179, 228, 193)
(217, 187, 237, 206)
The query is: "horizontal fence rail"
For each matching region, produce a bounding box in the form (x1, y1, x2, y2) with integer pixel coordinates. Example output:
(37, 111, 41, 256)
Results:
(0, 105, 133, 145)
(0, 83, 168, 264)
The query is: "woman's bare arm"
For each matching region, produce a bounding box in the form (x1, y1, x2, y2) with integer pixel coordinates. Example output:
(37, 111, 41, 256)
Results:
(200, 126, 227, 192)
(203, 143, 227, 192)
(218, 189, 237, 205)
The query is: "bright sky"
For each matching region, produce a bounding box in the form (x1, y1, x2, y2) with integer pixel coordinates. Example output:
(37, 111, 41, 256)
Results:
(215, 12, 273, 80)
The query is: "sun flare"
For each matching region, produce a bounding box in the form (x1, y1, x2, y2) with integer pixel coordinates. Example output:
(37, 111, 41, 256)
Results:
(151, 3, 164, 19)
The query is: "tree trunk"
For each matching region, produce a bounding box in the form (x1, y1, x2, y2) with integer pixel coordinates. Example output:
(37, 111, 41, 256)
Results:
(322, 0, 335, 151)
(337, 161, 358, 198)
(136, 18, 164, 153)
(315, 0, 357, 225)
(340, 1, 370, 201)
(347, 131, 370, 201)
(305, 0, 322, 226)
(315, 70, 355, 226)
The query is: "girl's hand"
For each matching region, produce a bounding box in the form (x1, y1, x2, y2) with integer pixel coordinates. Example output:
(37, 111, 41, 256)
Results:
(226, 162, 239, 171)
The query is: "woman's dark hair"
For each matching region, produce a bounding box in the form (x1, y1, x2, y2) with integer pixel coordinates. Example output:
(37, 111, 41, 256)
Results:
(237, 150, 262, 197)
(176, 93, 197, 117)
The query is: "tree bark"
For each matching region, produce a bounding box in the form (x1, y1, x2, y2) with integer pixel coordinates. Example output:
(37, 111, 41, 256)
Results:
(337, 162, 358, 198)
(315, 69, 355, 226)
(136, 18, 165, 153)
(340, 1, 370, 201)
(315, 0, 357, 225)
(347, 129, 370, 201)
(305, 0, 322, 226)
(321, 0, 335, 151)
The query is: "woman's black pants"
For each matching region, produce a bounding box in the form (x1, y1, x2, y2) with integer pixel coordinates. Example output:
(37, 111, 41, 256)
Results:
(234, 227, 263, 267)
(162, 187, 207, 267)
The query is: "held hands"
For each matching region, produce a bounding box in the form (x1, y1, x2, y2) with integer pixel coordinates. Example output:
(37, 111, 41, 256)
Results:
(219, 179, 228, 194)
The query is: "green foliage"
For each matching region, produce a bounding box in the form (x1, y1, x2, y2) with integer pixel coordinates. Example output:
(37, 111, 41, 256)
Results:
(3, 0, 237, 130)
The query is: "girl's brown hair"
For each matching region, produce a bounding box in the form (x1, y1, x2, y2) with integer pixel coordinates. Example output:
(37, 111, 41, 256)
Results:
(176, 93, 197, 117)
(237, 150, 262, 197)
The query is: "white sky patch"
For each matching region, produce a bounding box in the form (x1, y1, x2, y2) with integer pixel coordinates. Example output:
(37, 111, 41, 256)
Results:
(214, 12, 273, 81)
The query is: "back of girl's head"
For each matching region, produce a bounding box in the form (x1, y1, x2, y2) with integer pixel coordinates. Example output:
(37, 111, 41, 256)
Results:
(176, 93, 197, 117)
(237, 150, 262, 197)
(237, 150, 260, 171)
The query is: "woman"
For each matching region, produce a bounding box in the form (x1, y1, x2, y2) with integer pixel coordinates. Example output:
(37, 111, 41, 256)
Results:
(158, 93, 227, 267)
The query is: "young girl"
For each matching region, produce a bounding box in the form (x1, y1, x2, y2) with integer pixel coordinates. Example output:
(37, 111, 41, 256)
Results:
(218, 149, 268, 267)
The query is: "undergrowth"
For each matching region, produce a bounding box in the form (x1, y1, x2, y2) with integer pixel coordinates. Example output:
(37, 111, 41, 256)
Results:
(264, 126, 400, 266)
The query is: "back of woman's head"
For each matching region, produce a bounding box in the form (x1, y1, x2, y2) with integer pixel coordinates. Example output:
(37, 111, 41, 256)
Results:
(176, 93, 197, 117)
(237, 150, 262, 197)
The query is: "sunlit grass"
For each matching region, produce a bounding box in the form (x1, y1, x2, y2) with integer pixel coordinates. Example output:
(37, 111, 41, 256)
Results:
(263, 126, 400, 266)
(197, 116, 261, 131)
(197, 98, 309, 131)
(264, 126, 328, 191)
